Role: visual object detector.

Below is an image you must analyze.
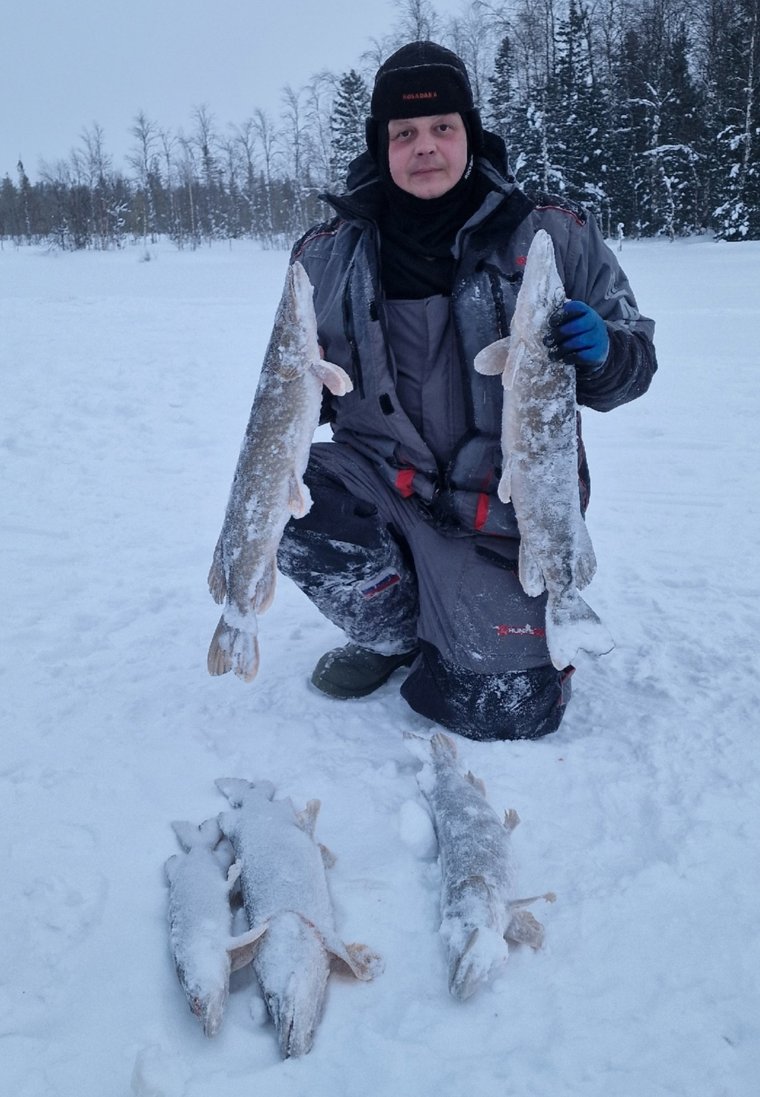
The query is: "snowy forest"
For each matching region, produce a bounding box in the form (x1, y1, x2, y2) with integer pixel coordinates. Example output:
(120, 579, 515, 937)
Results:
(2, 0, 759, 248)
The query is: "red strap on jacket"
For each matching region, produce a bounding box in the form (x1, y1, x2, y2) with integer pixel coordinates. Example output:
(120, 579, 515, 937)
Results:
(395, 468, 417, 498)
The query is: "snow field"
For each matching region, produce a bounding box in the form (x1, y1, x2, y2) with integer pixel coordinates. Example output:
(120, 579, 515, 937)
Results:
(1, 236, 759, 1096)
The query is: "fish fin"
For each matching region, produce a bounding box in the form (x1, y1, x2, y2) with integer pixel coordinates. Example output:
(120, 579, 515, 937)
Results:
(171, 820, 199, 852)
(228, 922, 269, 971)
(402, 730, 435, 764)
(207, 537, 227, 604)
(545, 590, 615, 670)
(254, 557, 278, 613)
(504, 340, 528, 390)
(430, 732, 458, 761)
(200, 818, 224, 846)
(510, 891, 557, 910)
(518, 538, 545, 597)
(473, 336, 511, 376)
(504, 808, 521, 832)
(465, 771, 487, 797)
(213, 836, 236, 873)
(330, 941, 384, 982)
(573, 518, 597, 590)
(313, 359, 354, 397)
(319, 843, 337, 869)
(505, 909, 545, 949)
(164, 853, 180, 883)
(294, 799, 321, 836)
(496, 451, 513, 504)
(207, 615, 260, 682)
(171, 818, 223, 852)
(287, 473, 312, 519)
(215, 778, 253, 807)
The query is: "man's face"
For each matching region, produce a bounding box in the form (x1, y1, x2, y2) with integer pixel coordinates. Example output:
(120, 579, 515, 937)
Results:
(387, 113, 469, 199)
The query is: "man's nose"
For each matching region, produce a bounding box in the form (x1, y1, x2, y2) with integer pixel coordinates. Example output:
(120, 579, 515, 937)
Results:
(414, 136, 436, 155)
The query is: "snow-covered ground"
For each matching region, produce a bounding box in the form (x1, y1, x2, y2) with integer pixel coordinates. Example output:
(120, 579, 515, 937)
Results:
(2, 234, 758, 1097)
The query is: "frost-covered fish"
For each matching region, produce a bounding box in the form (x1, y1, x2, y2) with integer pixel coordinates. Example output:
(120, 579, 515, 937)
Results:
(474, 228, 613, 669)
(407, 732, 553, 1001)
(216, 779, 381, 1057)
(207, 261, 352, 682)
(165, 819, 265, 1036)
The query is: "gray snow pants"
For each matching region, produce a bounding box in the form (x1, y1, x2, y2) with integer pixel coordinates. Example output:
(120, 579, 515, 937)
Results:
(278, 442, 572, 740)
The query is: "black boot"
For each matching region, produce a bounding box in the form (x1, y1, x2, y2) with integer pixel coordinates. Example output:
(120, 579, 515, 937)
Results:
(311, 643, 418, 699)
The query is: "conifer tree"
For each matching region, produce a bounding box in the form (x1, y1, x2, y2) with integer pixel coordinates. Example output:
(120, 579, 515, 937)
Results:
(330, 70, 370, 188)
(486, 35, 515, 147)
(708, 0, 760, 238)
(17, 161, 36, 242)
(548, 0, 611, 224)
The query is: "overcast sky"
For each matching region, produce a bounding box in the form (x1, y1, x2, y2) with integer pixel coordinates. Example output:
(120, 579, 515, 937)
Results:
(2, 0, 469, 180)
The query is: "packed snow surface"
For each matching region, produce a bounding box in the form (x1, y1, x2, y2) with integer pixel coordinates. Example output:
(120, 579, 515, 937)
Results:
(2, 235, 759, 1096)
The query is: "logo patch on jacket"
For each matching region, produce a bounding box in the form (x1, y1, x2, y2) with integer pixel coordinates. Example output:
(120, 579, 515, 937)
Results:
(493, 623, 546, 638)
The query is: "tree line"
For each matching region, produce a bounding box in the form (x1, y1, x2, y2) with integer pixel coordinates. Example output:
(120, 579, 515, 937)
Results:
(1, 0, 758, 249)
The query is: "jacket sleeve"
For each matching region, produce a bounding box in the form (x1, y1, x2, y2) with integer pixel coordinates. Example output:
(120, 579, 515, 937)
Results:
(563, 213, 658, 412)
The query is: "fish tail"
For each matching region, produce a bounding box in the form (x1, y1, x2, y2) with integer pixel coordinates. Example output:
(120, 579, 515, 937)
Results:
(207, 615, 260, 682)
(545, 590, 614, 670)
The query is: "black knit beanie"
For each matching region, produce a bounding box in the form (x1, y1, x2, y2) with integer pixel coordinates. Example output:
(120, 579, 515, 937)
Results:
(365, 41, 483, 160)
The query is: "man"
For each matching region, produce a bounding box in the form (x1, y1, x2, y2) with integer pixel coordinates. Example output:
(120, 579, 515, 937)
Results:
(276, 41, 657, 741)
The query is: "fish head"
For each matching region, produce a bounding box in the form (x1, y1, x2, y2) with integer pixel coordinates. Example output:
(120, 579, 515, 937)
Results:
(197, 987, 228, 1038)
(269, 261, 320, 380)
(262, 934, 330, 1058)
(267, 973, 324, 1059)
(519, 230, 566, 323)
(176, 969, 229, 1037)
(448, 926, 510, 1001)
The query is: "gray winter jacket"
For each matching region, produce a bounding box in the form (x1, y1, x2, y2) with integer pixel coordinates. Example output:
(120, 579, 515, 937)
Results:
(290, 134, 657, 536)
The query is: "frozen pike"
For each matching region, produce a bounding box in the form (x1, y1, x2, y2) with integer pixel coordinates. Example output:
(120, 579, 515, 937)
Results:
(216, 779, 381, 1058)
(474, 229, 613, 669)
(165, 819, 265, 1036)
(407, 733, 553, 1001)
(207, 261, 352, 682)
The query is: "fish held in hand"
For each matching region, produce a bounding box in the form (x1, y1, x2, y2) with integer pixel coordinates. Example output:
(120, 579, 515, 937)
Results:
(474, 229, 614, 669)
(216, 779, 382, 1058)
(207, 261, 352, 682)
(406, 732, 553, 1001)
(165, 819, 266, 1036)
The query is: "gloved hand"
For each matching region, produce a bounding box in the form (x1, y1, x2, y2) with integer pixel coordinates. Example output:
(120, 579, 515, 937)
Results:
(546, 300, 609, 373)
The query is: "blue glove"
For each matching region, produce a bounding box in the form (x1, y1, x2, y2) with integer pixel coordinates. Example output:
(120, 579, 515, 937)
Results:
(546, 300, 609, 373)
